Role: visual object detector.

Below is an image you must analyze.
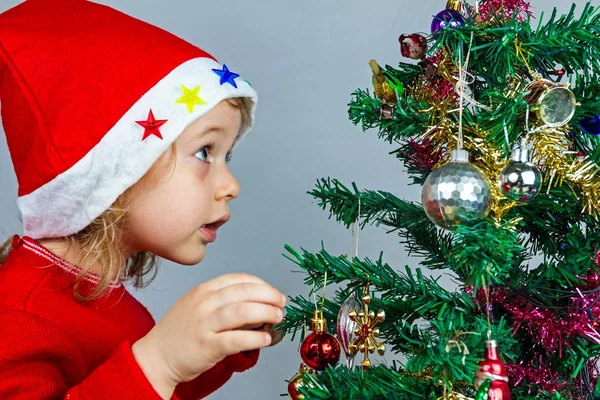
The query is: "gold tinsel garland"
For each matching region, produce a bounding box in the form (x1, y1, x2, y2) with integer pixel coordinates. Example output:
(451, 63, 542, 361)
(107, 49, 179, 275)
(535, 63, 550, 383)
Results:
(406, 49, 600, 221)
(529, 127, 600, 218)
(402, 368, 474, 400)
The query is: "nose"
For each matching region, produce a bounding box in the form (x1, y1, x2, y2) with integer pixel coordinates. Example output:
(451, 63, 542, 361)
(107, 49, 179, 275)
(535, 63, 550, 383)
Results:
(215, 165, 240, 202)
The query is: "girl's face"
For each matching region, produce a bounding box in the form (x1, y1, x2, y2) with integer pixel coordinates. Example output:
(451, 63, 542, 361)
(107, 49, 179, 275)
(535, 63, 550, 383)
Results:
(122, 100, 242, 265)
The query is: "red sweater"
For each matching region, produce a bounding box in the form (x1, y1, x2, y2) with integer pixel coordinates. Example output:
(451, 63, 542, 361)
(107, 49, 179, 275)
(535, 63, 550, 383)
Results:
(0, 235, 259, 399)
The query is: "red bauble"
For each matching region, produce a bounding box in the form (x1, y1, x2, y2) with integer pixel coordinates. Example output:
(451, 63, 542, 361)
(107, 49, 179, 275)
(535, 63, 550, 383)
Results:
(556, 69, 566, 76)
(399, 33, 428, 60)
(300, 310, 341, 371)
(474, 340, 511, 400)
(300, 332, 340, 370)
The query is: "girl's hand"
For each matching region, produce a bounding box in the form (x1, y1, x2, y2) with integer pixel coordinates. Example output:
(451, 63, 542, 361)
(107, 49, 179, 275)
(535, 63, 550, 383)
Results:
(245, 323, 284, 347)
(132, 273, 286, 398)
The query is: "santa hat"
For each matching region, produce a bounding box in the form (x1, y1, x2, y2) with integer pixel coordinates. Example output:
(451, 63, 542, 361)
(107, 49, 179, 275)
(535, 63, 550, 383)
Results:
(0, 0, 258, 240)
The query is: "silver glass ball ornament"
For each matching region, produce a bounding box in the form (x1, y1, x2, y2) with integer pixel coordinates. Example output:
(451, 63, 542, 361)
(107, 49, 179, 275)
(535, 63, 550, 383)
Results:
(421, 149, 492, 230)
(499, 139, 542, 202)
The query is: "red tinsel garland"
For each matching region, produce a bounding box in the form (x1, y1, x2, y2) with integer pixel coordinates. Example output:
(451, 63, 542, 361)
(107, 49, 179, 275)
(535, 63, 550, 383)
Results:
(476, 0, 533, 23)
(506, 361, 568, 393)
(401, 138, 446, 174)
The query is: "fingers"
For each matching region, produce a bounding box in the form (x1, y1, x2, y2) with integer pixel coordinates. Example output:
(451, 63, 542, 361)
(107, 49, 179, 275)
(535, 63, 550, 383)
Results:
(268, 329, 283, 347)
(213, 302, 284, 332)
(202, 273, 269, 293)
(253, 323, 284, 347)
(208, 283, 286, 310)
(217, 330, 273, 354)
(236, 322, 266, 330)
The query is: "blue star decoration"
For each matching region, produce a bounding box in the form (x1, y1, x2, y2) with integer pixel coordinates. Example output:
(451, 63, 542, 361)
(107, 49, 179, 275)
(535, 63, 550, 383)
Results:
(212, 64, 240, 88)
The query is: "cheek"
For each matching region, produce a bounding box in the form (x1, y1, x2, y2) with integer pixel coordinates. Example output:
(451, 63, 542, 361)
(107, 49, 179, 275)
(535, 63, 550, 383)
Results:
(126, 164, 213, 246)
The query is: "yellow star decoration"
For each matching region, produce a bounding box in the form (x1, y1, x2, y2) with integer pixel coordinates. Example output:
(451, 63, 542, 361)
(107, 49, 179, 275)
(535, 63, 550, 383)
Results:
(348, 282, 386, 370)
(175, 84, 207, 113)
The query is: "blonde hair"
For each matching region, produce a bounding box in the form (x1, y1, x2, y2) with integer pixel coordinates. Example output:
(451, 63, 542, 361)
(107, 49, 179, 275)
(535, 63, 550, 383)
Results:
(0, 97, 254, 303)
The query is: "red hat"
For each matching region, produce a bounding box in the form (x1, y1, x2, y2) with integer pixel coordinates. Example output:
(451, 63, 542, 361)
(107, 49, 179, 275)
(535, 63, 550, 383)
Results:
(0, 0, 257, 239)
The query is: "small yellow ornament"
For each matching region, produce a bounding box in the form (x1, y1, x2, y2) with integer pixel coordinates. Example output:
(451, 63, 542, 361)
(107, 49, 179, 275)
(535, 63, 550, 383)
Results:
(348, 282, 385, 370)
(369, 60, 397, 104)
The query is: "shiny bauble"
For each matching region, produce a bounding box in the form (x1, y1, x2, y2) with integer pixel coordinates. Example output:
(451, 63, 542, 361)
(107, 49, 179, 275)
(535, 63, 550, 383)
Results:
(580, 115, 600, 136)
(300, 310, 341, 371)
(422, 149, 492, 230)
(498, 141, 541, 202)
(431, 9, 465, 33)
(499, 162, 541, 202)
(288, 363, 314, 400)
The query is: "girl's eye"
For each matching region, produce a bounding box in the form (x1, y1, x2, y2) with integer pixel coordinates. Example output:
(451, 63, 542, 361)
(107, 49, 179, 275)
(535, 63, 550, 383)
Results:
(194, 143, 232, 164)
(194, 144, 213, 163)
(194, 147, 210, 163)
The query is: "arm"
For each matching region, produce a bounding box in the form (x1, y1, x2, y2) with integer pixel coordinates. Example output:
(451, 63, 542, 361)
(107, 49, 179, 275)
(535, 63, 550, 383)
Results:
(173, 350, 259, 400)
(0, 309, 163, 400)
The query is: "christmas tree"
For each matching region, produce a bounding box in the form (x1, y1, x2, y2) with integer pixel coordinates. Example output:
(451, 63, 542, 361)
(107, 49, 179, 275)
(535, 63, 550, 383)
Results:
(279, 1, 600, 399)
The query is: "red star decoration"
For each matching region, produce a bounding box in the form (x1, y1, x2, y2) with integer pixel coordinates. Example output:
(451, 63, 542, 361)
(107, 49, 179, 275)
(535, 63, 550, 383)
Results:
(136, 109, 167, 140)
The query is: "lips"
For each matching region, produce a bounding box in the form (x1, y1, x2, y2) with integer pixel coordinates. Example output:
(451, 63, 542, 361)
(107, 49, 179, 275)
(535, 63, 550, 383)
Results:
(201, 214, 230, 231)
(198, 214, 230, 243)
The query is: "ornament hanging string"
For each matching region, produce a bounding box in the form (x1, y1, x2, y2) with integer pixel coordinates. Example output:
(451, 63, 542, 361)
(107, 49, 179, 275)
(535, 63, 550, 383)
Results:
(313, 269, 328, 312)
(304, 317, 307, 337)
(514, 37, 534, 76)
(351, 197, 362, 258)
(485, 265, 492, 340)
(503, 106, 531, 151)
(453, 32, 490, 113)
(455, 31, 478, 150)
(443, 370, 448, 399)
(525, 104, 531, 140)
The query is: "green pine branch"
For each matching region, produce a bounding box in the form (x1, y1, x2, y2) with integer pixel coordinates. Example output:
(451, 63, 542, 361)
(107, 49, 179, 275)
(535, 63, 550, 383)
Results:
(432, 3, 600, 84)
(309, 178, 450, 269)
(309, 178, 527, 285)
(529, 3, 600, 77)
(291, 364, 429, 400)
(348, 89, 430, 145)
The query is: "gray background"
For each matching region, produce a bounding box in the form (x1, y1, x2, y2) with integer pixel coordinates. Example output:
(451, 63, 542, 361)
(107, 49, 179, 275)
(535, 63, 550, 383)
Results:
(0, 0, 592, 398)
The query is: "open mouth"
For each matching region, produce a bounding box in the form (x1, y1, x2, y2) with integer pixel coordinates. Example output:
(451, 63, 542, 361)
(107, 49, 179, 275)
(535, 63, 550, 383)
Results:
(198, 214, 230, 243)
(201, 215, 230, 231)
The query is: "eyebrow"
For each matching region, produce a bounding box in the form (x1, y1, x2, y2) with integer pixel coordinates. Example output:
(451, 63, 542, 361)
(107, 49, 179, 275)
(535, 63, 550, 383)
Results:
(189, 125, 225, 143)
(199, 126, 225, 136)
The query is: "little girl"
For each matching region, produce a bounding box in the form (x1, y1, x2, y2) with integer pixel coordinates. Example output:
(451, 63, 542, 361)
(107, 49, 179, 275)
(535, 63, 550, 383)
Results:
(0, 1, 286, 399)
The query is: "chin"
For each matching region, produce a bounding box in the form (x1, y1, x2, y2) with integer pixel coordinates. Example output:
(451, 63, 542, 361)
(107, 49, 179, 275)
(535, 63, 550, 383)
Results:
(154, 239, 206, 266)
(175, 245, 206, 266)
